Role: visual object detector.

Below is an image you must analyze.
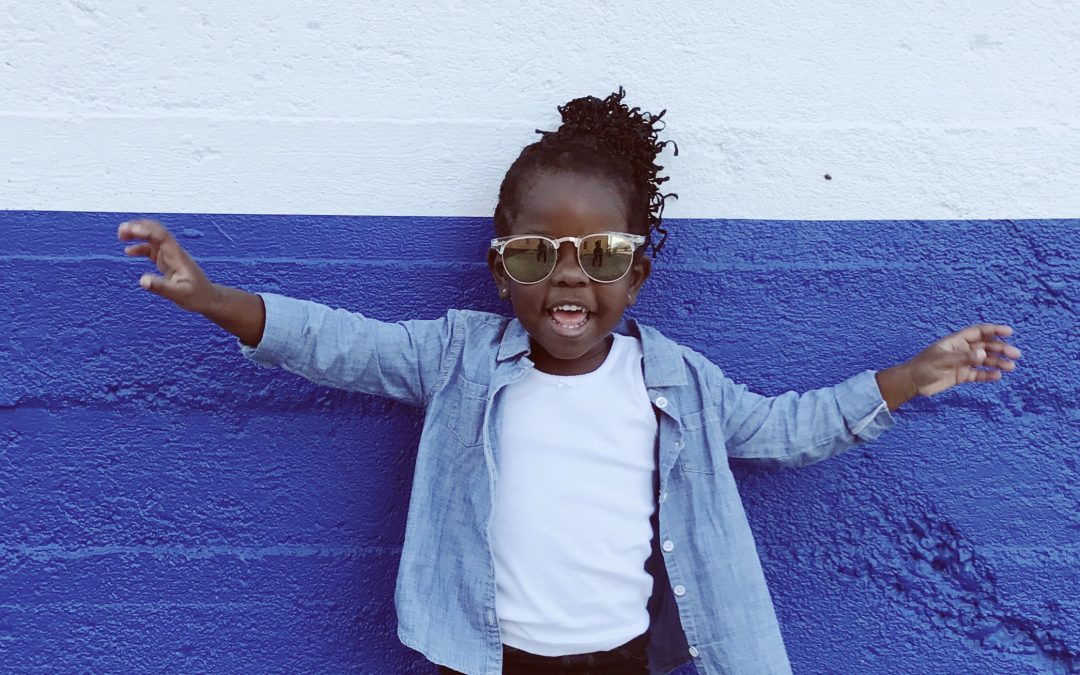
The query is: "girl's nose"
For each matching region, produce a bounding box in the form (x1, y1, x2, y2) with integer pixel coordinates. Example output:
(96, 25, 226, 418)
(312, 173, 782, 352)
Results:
(548, 242, 588, 286)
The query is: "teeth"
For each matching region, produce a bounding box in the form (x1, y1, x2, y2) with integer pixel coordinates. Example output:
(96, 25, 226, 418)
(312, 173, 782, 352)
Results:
(551, 304, 587, 312)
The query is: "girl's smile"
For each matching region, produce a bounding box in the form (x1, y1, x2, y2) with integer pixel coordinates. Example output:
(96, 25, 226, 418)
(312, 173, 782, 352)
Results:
(548, 303, 591, 335)
(489, 171, 651, 376)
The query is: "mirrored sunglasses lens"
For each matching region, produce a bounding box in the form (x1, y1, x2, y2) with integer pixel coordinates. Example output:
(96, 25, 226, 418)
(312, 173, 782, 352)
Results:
(581, 234, 635, 281)
(502, 237, 556, 283)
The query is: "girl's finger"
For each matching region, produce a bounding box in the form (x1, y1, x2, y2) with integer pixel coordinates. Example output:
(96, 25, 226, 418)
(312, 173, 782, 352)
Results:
(955, 323, 1014, 343)
(139, 272, 164, 291)
(970, 339, 1022, 361)
(990, 339, 1022, 360)
(139, 272, 186, 301)
(124, 243, 153, 258)
(939, 350, 985, 368)
(981, 355, 1017, 372)
(118, 219, 173, 245)
(973, 370, 1003, 382)
(118, 222, 138, 241)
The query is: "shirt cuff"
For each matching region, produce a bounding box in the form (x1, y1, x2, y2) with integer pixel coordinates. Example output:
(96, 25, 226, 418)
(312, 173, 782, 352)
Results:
(239, 292, 307, 367)
(833, 369, 896, 442)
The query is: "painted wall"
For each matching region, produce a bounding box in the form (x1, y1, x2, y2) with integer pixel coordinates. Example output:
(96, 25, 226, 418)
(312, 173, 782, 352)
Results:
(2, 2, 1077, 673)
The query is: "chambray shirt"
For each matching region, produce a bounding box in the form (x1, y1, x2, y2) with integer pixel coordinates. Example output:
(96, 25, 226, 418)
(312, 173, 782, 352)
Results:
(242, 293, 895, 675)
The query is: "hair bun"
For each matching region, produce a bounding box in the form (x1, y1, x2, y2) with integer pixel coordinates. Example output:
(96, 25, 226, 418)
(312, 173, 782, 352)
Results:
(542, 87, 678, 255)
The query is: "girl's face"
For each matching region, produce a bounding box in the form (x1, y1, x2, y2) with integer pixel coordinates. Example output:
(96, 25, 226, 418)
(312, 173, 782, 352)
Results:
(489, 171, 651, 376)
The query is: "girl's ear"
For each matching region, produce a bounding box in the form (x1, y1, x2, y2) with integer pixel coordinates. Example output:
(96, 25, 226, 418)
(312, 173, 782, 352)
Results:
(488, 248, 511, 299)
(625, 256, 651, 306)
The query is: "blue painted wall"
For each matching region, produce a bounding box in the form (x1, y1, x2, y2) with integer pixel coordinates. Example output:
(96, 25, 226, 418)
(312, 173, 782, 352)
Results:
(2, 211, 1077, 673)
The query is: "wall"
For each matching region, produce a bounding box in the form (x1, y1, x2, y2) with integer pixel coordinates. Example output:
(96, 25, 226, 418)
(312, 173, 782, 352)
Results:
(2, 2, 1077, 673)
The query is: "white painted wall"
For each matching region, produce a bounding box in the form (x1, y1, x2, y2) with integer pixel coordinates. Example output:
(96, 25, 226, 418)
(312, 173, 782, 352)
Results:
(2, 0, 1078, 219)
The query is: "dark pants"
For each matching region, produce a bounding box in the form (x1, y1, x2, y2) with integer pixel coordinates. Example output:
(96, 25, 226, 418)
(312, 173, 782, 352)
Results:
(436, 632, 649, 674)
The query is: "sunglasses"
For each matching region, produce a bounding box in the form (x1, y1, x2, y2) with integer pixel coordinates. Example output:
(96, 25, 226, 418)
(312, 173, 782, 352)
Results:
(490, 232, 646, 285)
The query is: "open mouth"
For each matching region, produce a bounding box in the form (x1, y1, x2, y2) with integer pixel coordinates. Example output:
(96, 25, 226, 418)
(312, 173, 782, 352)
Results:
(548, 303, 591, 334)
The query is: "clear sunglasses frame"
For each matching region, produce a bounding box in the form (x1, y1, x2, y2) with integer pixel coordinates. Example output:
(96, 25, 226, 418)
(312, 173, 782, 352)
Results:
(489, 232, 647, 284)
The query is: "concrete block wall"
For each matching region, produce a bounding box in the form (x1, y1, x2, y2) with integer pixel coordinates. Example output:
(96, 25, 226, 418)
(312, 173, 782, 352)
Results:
(2, 2, 1077, 673)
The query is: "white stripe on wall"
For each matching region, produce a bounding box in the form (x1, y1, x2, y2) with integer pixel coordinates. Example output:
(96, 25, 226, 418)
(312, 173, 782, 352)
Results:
(3, 1, 1078, 219)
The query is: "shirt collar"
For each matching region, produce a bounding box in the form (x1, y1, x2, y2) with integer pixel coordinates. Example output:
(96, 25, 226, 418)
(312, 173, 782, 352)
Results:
(496, 317, 532, 363)
(496, 316, 688, 388)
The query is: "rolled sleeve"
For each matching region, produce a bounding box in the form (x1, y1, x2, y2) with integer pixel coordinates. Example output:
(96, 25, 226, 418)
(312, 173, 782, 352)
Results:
(833, 369, 896, 443)
(240, 293, 309, 367)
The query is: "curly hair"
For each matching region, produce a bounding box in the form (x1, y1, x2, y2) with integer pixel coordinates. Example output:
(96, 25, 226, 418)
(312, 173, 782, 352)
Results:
(493, 87, 678, 257)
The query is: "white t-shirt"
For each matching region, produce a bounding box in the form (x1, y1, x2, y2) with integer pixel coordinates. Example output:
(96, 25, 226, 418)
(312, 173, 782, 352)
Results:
(490, 333, 659, 656)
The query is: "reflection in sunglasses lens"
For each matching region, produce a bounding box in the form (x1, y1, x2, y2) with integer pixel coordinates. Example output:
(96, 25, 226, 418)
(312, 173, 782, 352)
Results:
(503, 237, 556, 283)
(581, 234, 634, 282)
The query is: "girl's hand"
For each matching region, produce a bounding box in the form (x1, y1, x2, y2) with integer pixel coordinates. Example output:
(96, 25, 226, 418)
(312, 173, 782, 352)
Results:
(904, 323, 1021, 397)
(117, 219, 220, 314)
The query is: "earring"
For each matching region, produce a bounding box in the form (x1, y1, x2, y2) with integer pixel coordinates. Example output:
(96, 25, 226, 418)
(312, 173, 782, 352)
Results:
(499, 288, 509, 299)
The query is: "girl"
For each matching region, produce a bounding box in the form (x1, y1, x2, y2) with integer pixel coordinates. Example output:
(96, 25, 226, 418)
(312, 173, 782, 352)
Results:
(117, 89, 1020, 675)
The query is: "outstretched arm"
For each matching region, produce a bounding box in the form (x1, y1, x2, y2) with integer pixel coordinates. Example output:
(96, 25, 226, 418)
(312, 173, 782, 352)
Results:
(117, 219, 451, 406)
(720, 324, 1021, 467)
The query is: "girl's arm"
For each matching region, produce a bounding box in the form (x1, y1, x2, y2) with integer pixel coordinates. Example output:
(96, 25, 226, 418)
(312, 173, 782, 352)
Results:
(118, 219, 451, 407)
(715, 325, 1021, 468)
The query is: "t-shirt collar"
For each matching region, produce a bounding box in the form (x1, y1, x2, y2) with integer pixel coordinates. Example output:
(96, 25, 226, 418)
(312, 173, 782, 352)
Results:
(497, 316, 687, 388)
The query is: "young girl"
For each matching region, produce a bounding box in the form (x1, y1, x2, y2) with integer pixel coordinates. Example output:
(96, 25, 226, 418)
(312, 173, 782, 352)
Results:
(117, 89, 1020, 675)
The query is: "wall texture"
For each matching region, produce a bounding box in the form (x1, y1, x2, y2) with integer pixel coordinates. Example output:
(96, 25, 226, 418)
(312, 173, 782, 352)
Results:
(1, 2, 1078, 674)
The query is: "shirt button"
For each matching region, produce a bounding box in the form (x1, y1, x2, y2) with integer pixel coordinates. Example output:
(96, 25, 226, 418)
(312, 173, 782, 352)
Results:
(673, 584, 686, 597)
(486, 609, 496, 625)
(689, 645, 700, 658)
(662, 540, 674, 552)
(674, 440, 684, 449)
(655, 396, 669, 409)
(658, 491, 668, 504)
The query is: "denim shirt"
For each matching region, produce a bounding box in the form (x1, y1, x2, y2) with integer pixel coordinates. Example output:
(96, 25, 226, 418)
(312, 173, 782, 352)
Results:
(242, 293, 895, 675)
